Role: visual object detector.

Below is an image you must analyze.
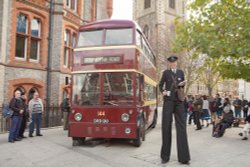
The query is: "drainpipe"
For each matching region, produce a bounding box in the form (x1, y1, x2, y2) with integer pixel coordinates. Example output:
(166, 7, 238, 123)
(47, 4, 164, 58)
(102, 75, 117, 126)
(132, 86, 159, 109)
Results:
(46, 0, 54, 127)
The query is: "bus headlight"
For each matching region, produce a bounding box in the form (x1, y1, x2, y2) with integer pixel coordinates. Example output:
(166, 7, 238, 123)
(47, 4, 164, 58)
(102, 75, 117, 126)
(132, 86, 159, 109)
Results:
(74, 113, 82, 121)
(121, 113, 130, 122)
(125, 128, 131, 134)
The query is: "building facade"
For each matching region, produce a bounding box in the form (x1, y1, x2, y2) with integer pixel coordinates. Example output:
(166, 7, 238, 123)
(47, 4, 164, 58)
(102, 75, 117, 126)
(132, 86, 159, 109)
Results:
(0, 0, 113, 105)
(133, 0, 186, 74)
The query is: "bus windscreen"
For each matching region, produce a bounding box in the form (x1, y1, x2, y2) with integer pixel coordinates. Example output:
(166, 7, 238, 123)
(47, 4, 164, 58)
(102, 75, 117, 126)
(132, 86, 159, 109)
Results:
(77, 28, 133, 47)
(105, 28, 133, 45)
(77, 30, 103, 47)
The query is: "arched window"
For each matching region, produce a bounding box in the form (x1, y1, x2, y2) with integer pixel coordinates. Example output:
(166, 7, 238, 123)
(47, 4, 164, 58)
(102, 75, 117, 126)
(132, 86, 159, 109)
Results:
(143, 25, 149, 39)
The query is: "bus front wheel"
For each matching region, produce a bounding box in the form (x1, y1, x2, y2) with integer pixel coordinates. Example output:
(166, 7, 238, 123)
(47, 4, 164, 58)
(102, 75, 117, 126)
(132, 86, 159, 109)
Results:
(72, 137, 86, 146)
(133, 118, 145, 147)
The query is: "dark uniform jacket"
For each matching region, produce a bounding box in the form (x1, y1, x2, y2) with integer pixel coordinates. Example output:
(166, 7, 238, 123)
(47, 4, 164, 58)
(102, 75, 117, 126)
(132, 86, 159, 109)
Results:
(159, 69, 185, 101)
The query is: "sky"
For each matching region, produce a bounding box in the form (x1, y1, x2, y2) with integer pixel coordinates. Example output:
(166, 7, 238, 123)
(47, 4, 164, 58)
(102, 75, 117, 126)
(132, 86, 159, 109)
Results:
(111, 0, 133, 20)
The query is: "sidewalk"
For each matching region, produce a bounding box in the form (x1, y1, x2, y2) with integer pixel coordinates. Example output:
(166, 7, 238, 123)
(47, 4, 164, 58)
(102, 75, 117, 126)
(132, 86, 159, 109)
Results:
(0, 124, 250, 167)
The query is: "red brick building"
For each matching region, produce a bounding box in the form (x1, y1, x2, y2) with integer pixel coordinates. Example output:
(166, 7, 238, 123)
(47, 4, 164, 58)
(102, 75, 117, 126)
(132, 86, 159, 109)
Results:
(0, 0, 113, 105)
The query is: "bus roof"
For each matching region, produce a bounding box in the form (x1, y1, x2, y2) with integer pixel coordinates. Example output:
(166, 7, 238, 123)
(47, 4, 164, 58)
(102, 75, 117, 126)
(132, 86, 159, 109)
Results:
(79, 19, 142, 31)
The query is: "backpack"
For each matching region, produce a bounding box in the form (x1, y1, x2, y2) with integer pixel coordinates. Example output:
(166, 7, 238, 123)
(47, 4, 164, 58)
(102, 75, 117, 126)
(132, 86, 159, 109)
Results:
(2, 103, 14, 119)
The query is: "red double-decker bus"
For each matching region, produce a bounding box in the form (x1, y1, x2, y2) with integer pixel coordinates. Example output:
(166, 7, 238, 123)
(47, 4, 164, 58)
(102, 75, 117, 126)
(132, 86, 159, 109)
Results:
(69, 19, 158, 147)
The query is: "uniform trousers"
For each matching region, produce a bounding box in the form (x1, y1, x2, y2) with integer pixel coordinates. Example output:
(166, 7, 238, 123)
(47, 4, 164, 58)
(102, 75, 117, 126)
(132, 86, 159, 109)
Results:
(161, 100, 190, 163)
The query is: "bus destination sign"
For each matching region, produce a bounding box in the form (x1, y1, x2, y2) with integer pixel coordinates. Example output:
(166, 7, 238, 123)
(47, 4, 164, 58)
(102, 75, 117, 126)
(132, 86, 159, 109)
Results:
(83, 56, 122, 64)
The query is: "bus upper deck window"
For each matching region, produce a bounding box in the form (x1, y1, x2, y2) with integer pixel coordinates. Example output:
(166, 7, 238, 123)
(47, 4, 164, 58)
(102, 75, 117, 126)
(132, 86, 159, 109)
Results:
(77, 30, 103, 47)
(105, 28, 133, 45)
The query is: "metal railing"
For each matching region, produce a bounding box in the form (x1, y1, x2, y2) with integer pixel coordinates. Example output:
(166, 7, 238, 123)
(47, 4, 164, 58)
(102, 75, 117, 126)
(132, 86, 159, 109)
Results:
(0, 105, 63, 134)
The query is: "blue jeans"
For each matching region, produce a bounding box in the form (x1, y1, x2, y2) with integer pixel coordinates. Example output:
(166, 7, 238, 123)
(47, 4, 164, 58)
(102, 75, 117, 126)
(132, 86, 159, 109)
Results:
(217, 109, 223, 117)
(8, 116, 22, 141)
(29, 113, 42, 135)
(235, 109, 241, 118)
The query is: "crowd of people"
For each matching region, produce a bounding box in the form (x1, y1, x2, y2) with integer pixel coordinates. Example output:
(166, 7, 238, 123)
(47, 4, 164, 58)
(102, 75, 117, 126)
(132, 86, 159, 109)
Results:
(8, 90, 43, 143)
(185, 93, 250, 140)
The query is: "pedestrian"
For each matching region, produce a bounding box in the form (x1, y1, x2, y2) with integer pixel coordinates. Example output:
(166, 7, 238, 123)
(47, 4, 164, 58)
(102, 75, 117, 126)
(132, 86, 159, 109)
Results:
(8, 90, 24, 143)
(242, 98, 249, 118)
(188, 96, 195, 125)
(202, 95, 210, 127)
(209, 96, 217, 124)
(193, 95, 203, 130)
(62, 94, 70, 130)
(28, 92, 43, 137)
(233, 96, 242, 118)
(18, 92, 29, 138)
(215, 93, 223, 117)
(159, 55, 190, 164)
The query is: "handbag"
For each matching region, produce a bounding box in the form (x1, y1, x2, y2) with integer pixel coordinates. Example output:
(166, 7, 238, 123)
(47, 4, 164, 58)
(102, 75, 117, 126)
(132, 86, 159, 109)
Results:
(171, 75, 185, 101)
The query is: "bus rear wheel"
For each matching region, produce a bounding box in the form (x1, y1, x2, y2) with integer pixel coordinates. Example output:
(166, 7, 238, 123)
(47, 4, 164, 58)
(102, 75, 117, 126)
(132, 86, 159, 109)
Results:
(133, 118, 145, 147)
(72, 137, 86, 146)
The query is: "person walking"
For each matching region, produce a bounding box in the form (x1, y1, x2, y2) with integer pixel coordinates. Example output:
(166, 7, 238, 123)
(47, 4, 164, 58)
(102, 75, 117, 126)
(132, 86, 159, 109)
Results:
(193, 95, 203, 130)
(242, 98, 249, 118)
(159, 55, 190, 165)
(8, 90, 24, 143)
(188, 96, 195, 125)
(209, 96, 217, 124)
(233, 97, 242, 118)
(28, 92, 44, 137)
(202, 95, 210, 127)
(215, 93, 223, 117)
(62, 94, 70, 130)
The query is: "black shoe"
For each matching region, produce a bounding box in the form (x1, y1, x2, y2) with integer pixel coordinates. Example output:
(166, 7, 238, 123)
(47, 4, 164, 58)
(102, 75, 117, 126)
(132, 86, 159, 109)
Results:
(242, 137, 248, 140)
(238, 133, 243, 136)
(19, 136, 27, 139)
(14, 138, 22, 141)
(180, 161, 190, 165)
(161, 159, 169, 164)
(195, 128, 202, 130)
(29, 134, 34, 137)
(36, 134, 43, 136)
(8, 140, 15, 143)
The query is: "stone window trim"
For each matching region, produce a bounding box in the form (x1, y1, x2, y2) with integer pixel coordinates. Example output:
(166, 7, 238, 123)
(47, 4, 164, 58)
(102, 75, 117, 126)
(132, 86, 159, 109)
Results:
(63, 29, 77, 69)
(15, 13, 42, 63)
